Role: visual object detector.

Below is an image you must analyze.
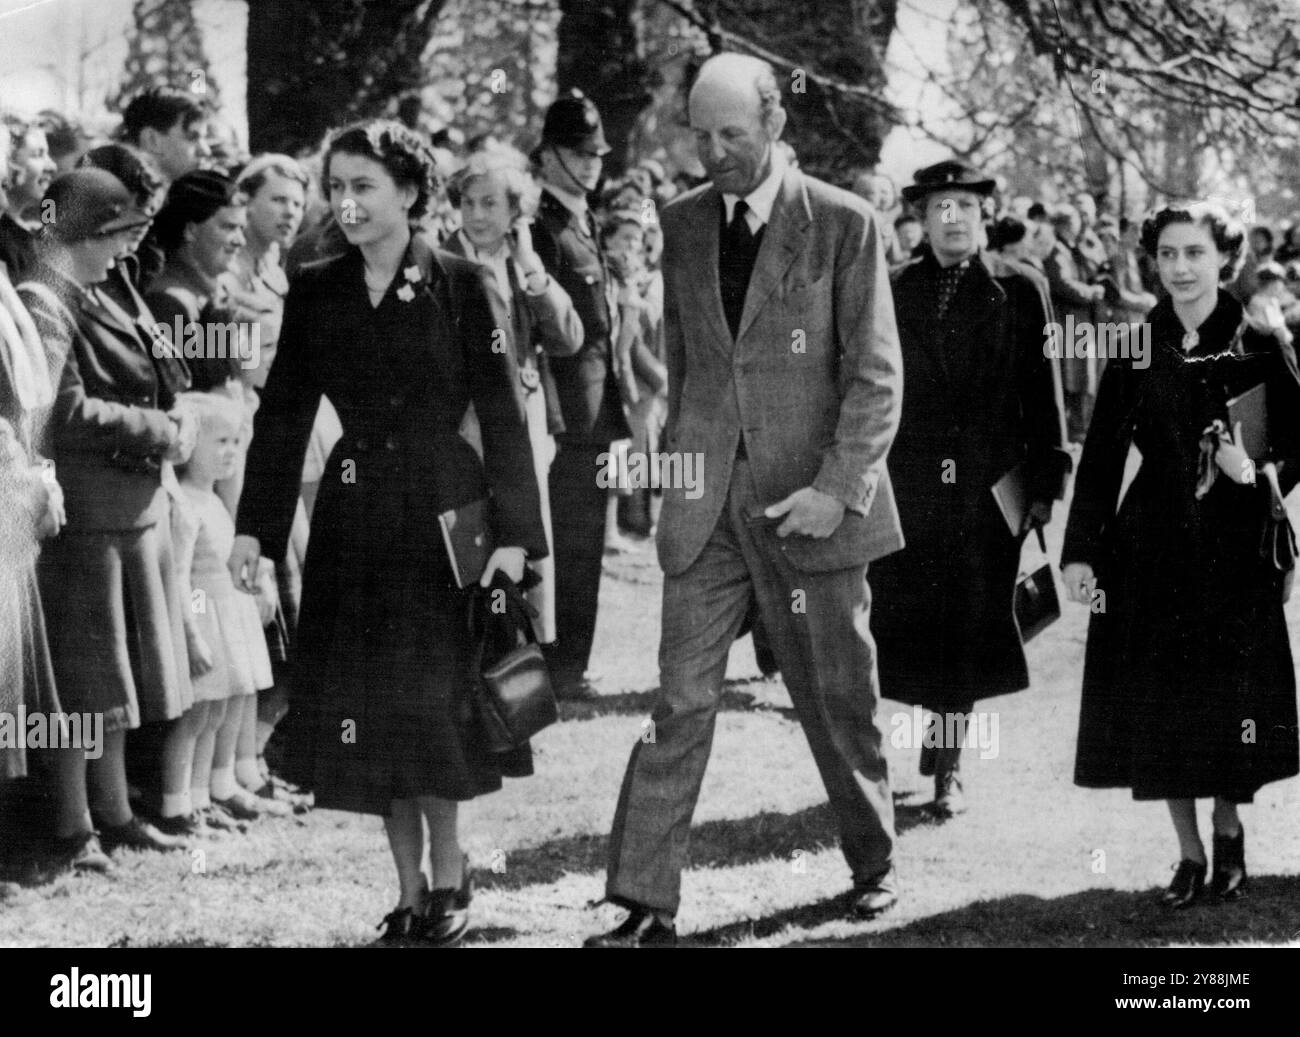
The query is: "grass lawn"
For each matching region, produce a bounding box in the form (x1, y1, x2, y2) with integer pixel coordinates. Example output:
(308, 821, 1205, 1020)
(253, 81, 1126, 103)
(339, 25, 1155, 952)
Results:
(2, 501, 1298, 948)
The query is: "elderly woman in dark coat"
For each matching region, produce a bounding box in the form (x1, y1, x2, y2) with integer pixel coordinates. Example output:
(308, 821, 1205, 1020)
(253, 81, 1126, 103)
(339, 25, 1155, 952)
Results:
(1062, 202, 1300, 909)
(230, 121, 546, 946)
(871, 161, 1069, 818)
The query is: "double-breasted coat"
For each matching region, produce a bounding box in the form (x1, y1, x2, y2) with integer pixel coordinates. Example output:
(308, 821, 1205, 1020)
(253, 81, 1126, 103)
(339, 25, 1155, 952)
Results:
(1062, 291, 1300, 801)
(236, 233, 548, 815)
(871, 250, 1069, 709)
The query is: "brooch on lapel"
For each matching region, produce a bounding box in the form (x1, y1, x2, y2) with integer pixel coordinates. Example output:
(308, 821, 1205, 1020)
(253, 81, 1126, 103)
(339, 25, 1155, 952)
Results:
(396, 264, 422, 303)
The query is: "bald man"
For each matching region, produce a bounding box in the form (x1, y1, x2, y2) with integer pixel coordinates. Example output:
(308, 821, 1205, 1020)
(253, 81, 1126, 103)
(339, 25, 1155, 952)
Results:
(586, 53, 905, 947)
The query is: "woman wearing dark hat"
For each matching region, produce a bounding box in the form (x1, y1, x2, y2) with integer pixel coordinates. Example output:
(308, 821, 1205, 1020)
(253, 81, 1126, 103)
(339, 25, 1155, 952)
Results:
(18, 168, 199, 868)
(1063, 201, 1300, 908)
(871, 159, 1069, 817)
(229, 120, 547, 945)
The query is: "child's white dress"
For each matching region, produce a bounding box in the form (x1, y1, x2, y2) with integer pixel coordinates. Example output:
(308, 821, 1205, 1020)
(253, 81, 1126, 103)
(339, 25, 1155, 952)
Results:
(176, 487, 273, 700)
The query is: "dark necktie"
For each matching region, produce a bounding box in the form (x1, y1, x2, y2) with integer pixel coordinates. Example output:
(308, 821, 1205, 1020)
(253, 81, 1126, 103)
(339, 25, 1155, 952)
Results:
(720, 199, 762, 339)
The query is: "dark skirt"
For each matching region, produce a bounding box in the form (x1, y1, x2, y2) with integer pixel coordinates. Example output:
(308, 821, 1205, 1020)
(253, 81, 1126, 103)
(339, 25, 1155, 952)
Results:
(275, 475, 531, 816)
(1075, 472, 1299, 801)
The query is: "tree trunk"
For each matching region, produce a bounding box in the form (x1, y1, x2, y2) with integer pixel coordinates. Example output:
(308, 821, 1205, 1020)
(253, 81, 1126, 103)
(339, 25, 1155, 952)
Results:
(556, 0, 652, 177)
(246, 0, 445, 156)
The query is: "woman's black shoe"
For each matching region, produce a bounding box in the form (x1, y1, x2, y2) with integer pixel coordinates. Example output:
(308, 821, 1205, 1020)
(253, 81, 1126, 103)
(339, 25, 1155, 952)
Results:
(1160, 858, 1206, 909)
(374, 906, 422, 946)
(1209, 825, 1247, 900)
(422, 858, 472, 947)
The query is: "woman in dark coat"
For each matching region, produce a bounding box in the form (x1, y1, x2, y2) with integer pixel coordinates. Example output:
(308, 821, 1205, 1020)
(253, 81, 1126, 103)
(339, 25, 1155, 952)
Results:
(230, 121, 547, 946)
(871, 164, 1069, 817)
(1062, 202, 1300, 908)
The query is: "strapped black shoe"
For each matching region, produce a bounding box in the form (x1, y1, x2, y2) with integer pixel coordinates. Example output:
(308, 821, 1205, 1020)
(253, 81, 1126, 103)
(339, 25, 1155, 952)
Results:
(584, 905, 677, 947)
(422, 857, 473, 947)
(373, 906, 422, 946)
(1160, 858, 1207, 909)
(1209, 825, 1247, 900)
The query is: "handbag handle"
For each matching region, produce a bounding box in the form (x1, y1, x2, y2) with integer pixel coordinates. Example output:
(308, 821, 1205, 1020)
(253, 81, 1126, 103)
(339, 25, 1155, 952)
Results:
(469, 571, 540, 647)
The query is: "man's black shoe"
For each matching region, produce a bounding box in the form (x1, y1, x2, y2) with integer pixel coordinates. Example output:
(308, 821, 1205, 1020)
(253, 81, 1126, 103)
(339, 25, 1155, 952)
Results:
(850, 867, 899, 919)
(584, 906, 677, 947)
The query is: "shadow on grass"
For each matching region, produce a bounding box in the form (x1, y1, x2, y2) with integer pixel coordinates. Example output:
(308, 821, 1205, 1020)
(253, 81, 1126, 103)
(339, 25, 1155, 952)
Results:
(473, 799, 938, 893)
(685, 875, 1300, 947)
(559, 679, 798, 722)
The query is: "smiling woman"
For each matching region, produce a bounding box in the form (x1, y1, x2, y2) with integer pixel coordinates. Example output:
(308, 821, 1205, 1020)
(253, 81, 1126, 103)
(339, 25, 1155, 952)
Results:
(231, 118, 547, 947)
(1062, 200, 1300, 910)
(1, 114, 59, 281)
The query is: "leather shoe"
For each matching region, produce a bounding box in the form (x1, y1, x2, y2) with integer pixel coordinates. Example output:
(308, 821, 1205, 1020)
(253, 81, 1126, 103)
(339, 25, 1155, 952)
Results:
(933, 770, 966, 818)
(421, 856, 472, 946)
(52, 831, 114, 873)
(1209, 826, 1246, 900)
(1160, 858, 1207, 909)
(584, 905, 677, 947)
(99, 816, 187, 853)
(850, 867, 899, 919)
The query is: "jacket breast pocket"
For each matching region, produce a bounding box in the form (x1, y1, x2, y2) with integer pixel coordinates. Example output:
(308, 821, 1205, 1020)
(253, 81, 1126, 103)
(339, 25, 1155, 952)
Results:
(777, 274, 833, 347)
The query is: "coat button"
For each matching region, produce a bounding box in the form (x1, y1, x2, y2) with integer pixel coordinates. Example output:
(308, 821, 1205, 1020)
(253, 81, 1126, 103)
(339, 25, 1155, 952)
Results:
(389, 396, 401, 407)
(384, 436, 396, 451)
(356, 437, 369, 451)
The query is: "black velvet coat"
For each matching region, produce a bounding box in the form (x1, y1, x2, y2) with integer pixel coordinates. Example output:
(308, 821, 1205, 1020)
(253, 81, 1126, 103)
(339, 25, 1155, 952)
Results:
(1062, 291, 1300, 801)
(871, 251, 1070, 708)
(236, 233, 548, 814)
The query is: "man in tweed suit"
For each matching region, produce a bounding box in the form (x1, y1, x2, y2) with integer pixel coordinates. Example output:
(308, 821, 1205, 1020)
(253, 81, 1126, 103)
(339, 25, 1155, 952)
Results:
(586, 53, 905, 947)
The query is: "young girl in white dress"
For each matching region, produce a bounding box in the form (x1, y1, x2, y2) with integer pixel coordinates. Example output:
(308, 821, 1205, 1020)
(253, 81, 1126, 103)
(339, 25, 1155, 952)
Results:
(157, 390, 275, 836)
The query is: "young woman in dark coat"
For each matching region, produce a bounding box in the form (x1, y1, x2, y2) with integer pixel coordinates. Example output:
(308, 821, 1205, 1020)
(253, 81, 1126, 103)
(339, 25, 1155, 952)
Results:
(1062, 202, 1300, 909)
(229, 122, 547, 946)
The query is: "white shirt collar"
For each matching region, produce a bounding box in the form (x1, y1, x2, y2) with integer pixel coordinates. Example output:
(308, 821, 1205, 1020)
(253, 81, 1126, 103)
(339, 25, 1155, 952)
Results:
(542, 181, 589, 220)
(458, 230, 513, 294)
(722, 147, 787, 229)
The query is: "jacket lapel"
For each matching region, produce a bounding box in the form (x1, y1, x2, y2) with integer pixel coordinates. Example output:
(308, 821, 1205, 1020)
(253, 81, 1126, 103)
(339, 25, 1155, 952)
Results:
(736, 167, 809, 344)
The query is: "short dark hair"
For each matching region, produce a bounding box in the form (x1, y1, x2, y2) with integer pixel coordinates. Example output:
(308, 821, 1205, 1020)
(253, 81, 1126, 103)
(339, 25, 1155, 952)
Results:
(119, 88, 206, 144)
(1026, 201, 1047, 222)
(324, 120, 438, 222)
(1139, 201, 1245, 282)
(1250, 225, 1275, 250)
(600, 209, 643, 245)
(151, 169, 243, 256)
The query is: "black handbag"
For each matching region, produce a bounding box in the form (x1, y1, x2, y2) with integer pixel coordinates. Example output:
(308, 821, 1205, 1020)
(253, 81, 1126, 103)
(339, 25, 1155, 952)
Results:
(1015, 525, 1061, 643)
(472, 571, 557, 753)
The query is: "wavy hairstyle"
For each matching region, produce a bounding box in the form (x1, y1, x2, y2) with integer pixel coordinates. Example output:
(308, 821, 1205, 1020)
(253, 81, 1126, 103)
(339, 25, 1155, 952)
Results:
(323, 120, 439, 222)
(1139, 201, 1245, 283)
